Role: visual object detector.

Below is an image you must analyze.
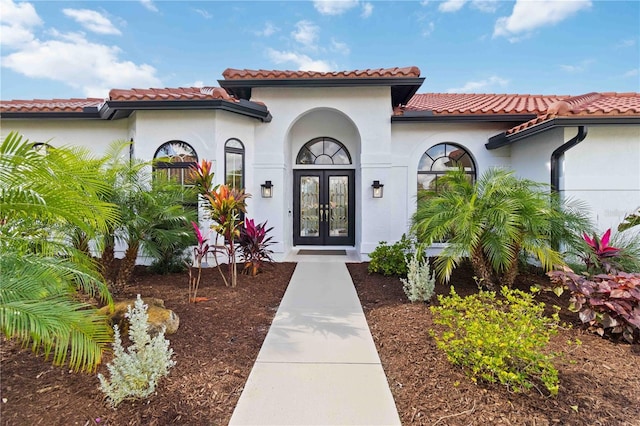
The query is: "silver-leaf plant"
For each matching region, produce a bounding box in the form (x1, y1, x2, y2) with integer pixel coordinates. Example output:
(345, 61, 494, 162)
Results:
(401, 253, 436, 303)
(98, 295, 176, 407)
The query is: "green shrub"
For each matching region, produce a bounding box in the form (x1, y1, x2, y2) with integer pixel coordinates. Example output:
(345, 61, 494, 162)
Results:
(401, 253, 435, 302)
(368, 234, 413, 276)
(430, 287, 560, 395)
(98, 295, 176, 407)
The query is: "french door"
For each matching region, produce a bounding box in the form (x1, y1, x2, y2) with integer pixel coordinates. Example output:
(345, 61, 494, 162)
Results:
(293, 170, 355, 246)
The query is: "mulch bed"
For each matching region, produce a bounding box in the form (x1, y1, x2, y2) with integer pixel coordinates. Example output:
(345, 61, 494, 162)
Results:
(2, 260, 639, 425)
(0, 263, 296, 426)
(347, 261, 640, 426)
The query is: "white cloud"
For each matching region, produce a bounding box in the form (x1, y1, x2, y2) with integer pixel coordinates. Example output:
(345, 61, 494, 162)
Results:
(0, 0, 42, 48)
(62, 9, 121, 35)
(140, 0, 158, 13)
(361, 2, 373, 18)
(422, 21, 435, 37)
(447, 75, 509, 93)
(313, 0, 359, 15)
(331, 38, 350, 55)
(471, 0, 499, 13)
(193, 8, 212, 19)
(292, 20, 319, 48)
(266, 48, 335, 72)
(494, 0, 591, 40)
(1, 0, 161, 98)
(191, 80, 205, 88)
(559, 59, 594, 73)
(439, 0, 498, 13)
(254, 22, 279, 37)
(623, 69, 639, 78)
(616, 38, 636, 48)
(439, 0, 467, 12)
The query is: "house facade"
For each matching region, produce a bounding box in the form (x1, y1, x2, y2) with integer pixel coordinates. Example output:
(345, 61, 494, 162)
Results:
(2, 66, 639, 260)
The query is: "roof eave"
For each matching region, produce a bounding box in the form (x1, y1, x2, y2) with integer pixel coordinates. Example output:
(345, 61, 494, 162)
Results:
(486, 116, 640, 149)
(219, 77, 425, 106)
(392, 113, 538, 123)
(3, 99, 272, 122)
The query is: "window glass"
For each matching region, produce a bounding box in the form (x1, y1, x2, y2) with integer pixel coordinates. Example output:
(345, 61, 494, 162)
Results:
(153, 140, 198, 207)
(417, 143, 476, 195)
(296, 137, 352, 165)
(225, 139, 244, 190)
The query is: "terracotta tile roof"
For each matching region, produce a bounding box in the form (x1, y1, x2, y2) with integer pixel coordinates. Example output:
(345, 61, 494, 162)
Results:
(506, 92, 640, 134)
(0, 98, 104, 113)
(222, 66, 421, 80)
(109, 86, 236, 102)
(403, 93, 566, 115)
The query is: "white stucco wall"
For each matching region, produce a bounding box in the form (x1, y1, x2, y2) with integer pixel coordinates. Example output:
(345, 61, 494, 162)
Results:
(251, 86, 392, 255)
(563, 125, 640, 231)
(1, 118, 130, 155)
(510, 127, 564, 186)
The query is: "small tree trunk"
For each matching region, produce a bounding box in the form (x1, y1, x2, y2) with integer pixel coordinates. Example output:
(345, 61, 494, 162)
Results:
(113, 240, 139, 294)
(498, 243, 521, 289)
(470, 245, 496, 290)
(100, 234, 116, 284)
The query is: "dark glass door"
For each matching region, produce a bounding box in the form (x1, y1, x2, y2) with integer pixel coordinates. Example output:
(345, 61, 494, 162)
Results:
(293, 170, 355, 246)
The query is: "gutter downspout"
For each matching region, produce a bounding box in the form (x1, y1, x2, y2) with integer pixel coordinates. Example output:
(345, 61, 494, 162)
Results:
(550, 125, 588, 192)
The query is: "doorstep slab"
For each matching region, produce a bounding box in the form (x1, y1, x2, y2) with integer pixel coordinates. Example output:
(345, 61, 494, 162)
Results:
(228, 362, 401, 426)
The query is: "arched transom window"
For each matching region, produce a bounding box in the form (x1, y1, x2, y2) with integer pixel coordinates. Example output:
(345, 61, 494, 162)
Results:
(296, 137, 351, 165)
(417, 143, 476, 193)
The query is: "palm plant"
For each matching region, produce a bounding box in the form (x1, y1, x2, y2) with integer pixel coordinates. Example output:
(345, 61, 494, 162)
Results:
(411, 168, 591, 289)
(96, 142, 194, 293)
(0, 132, 117, 372)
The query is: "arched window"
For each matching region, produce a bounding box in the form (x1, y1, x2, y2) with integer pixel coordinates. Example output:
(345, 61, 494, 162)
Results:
(225, 139, 244, 189)
(154, 141, 198, 207)
(153, 140, 198, 186)
(417, 143, 476, 193)
(296, 137, 351, 165)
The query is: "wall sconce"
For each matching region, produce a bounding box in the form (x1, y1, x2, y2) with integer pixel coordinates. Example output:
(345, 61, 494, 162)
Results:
(372, 180, 384, 198)
(261, 180, 273, 198)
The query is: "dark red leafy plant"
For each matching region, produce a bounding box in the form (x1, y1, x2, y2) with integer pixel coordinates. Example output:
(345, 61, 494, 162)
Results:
(238, 219, 275, 276)
(582, 229, 621, 273)
(548, 269, 640, 343)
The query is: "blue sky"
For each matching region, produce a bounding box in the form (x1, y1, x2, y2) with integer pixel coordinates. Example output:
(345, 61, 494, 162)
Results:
(1, 0, 638, 101)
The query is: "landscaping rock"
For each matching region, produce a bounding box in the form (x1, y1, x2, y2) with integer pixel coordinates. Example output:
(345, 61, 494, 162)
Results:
(98, 297, 180, 335)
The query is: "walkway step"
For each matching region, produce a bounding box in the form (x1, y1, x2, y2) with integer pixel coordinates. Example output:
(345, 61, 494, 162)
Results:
(229, 262, 401, 425)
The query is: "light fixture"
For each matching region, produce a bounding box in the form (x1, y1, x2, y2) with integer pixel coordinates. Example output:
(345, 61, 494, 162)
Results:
(261, 180, 273, 198)
(372, 180, 384, 198)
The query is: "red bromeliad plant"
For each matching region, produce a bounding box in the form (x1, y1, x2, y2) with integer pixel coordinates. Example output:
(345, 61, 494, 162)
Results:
(582, 229, 621, 273)
(239, 219, 275, 276)
(205, 184, 250, 287)
(186, 221, 210, 302)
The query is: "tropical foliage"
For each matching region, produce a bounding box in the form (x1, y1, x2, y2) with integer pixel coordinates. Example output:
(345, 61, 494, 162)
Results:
(411, 168, 591, 289)
(548, 269, 640, 343)
(186, 221, 210, 302)
(618, 208, 640, 232)
(238, 219, 275, 276)
(97, 142, 194, 292)
(0, 132, 116, 372)
(189, 160, 250, 287)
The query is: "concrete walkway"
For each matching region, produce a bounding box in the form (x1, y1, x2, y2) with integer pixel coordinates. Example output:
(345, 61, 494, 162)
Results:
(229, 261, 401, 425)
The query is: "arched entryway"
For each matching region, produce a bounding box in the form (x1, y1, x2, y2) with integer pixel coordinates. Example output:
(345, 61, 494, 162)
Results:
(293, 137, 355, 246)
